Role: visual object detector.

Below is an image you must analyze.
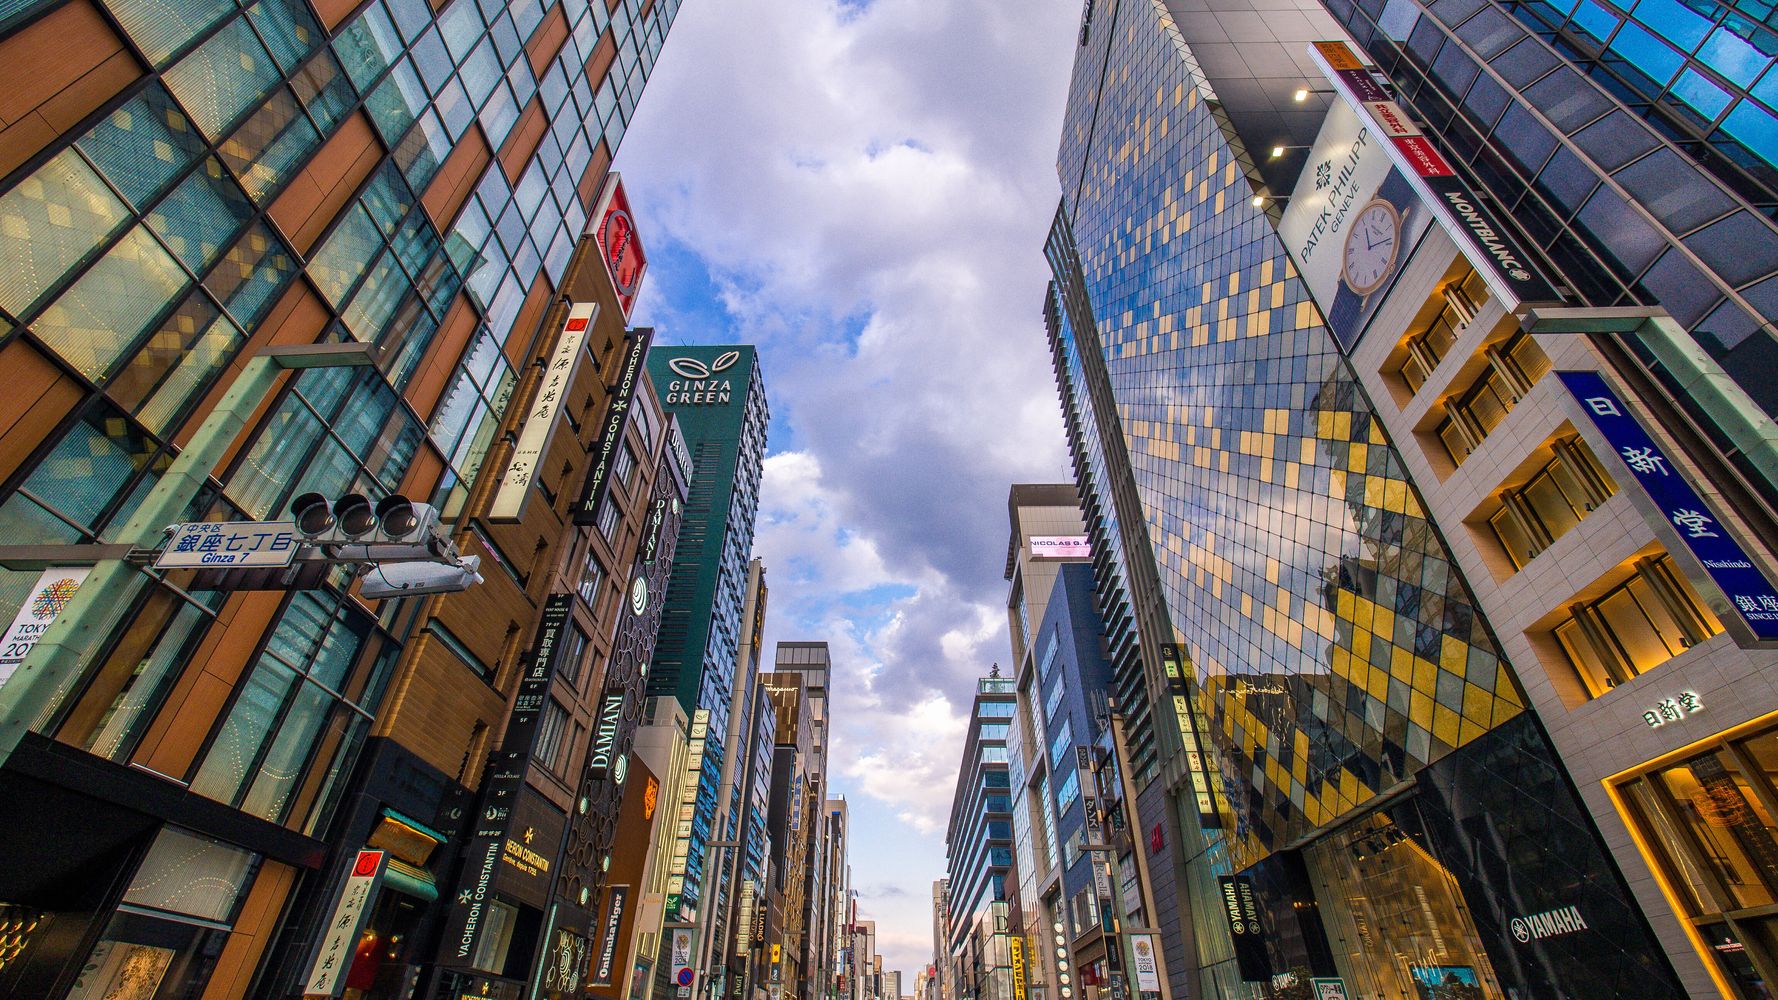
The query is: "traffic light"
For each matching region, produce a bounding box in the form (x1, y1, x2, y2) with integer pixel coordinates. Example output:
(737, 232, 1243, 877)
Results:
(289, 492, 449, 559)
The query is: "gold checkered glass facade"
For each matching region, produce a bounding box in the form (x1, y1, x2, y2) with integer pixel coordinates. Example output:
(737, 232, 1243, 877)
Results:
(1055, 0, 1524, 871)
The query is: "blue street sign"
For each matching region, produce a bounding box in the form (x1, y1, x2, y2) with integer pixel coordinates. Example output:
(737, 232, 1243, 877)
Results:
(1560, 370, 1778, 643)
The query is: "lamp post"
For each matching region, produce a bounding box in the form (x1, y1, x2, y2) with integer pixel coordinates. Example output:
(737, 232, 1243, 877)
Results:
(0, 342, 378, 772)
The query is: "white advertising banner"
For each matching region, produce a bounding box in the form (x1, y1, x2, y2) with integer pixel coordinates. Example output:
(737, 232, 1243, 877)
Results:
(0, 566, 91, 682)
(1130, 934, 1161, 992)
(489, 302, 596, 522)
(1277, 100, 1396, 314)
(1030, 536, 1091, 559)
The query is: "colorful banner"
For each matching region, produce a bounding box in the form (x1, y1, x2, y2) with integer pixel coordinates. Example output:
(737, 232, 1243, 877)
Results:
(0, 566, 89, 680)
(1129, 934, 1160, 993)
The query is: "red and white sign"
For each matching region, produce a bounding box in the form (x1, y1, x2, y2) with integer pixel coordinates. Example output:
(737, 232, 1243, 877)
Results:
(304, 850, 385, 998)
(593, 174, 648, 319)
(489, 301, 596, 522)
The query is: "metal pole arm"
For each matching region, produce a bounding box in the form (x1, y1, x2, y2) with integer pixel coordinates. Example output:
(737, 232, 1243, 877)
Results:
(0, 345, 376, 770)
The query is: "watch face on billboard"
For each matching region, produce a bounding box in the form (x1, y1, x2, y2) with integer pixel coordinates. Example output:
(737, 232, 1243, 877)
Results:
(1341, 198, 1402, 295)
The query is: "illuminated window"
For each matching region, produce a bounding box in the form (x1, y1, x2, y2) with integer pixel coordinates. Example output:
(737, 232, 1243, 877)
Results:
(1488, 437, 1618, 568)
(1554, 554, 1721, 695)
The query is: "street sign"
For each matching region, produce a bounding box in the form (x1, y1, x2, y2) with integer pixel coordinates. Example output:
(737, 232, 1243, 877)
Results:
(157, 521, 298, 569)
(678, 969, 695, 987)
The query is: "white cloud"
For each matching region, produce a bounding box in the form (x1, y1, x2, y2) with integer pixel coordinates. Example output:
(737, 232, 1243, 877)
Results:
(614, 0, 1081, 976)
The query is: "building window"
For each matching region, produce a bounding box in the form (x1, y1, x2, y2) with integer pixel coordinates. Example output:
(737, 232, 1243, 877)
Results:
(69, 826, 262, 1000)
(1044, 674, 1067, 723)
(1435, 331, 1552, 464)
(1615, 724, 1778, 996)
(596, 495, 621, 541)
(1396, 265, 1487, 394)
(559, 623, 588, 687)
(613, 441, 636, 487)
(1554, 554, 1721, 695)
(1048, 717, 1074, 769)
(1488, 437, 1619, 568)
(534, 699, 569, 773)
(578, 549, 604, 607)
(1054, 769, 1080, 813)
(189, 592, 395, 834)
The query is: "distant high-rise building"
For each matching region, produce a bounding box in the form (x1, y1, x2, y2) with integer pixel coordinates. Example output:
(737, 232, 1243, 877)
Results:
(999, 484, 1087, 1000)
(645, 345, 767, 939)
(942, 672, 1017, 1000)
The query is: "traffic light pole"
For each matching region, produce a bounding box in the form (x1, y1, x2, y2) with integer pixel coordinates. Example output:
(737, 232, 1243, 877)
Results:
(0, 343, 378, 772)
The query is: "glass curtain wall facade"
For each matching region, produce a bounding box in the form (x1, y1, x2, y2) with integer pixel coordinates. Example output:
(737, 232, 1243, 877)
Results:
(1046, 0, 1685, 997)
(944, 676, 1017, 1000)
(0, 0, 677, 993)
(1317, 0, 1778, 496)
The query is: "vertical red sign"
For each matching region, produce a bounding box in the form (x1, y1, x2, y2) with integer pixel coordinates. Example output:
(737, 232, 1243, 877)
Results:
(594, 174, 648, 319)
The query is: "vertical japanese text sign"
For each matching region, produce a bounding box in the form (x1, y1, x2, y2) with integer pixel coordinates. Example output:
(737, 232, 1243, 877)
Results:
(305, 849, 386, 997)
(490, 302, 597, 522)
(1560, 370, 1778, 644)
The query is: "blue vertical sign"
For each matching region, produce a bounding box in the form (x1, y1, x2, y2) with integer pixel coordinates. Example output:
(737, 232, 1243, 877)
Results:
(1560, 370, 1778, 643)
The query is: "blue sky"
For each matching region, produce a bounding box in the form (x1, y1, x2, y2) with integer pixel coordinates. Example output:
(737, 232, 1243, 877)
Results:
(613, 0, 1080, 978)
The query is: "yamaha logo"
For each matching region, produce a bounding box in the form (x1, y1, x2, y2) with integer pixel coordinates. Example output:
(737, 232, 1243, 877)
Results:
(667, 352, 741, 379)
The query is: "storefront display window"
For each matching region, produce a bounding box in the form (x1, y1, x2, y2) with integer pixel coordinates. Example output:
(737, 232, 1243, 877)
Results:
(67, 826, 261, 1000)
(1616, 719, 1778, 994)
(1306, 815, 1504, 1000)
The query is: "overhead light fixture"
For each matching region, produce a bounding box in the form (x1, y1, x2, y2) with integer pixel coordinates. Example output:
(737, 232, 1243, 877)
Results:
(1294, 86, 1334, 102)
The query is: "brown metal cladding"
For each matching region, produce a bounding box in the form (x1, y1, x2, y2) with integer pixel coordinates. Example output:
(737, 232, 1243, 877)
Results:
(267, 112, 383, 255)
(197, 861, 299, 1000)
(0, 339, 84, 485)
(421, 124, 493, 231)
(0, 1, 140, 181)
(128, 590, 288, 779)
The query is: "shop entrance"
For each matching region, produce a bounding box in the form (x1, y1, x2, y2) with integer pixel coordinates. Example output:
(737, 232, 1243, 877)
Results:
(1304, 814, 1503, 1000)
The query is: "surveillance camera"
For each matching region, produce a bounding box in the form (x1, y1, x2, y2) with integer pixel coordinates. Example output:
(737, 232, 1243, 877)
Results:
(360, 556, 483, 599)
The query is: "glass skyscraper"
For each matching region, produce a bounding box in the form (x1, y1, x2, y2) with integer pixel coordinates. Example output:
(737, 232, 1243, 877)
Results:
(1045, 0, 1686, 996)
(0, 0, 682, 994)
